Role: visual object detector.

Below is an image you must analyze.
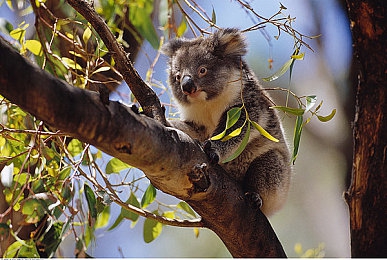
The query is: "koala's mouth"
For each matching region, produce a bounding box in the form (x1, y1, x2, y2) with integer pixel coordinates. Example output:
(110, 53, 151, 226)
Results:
(184, 89, 203, 98)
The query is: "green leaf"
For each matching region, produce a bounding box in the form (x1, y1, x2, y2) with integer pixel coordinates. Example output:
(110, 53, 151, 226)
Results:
(223, 121, 251, 163)
(22, 198, 46, 224)
(25, 40, 42, 56)
(292, 115, 304, 164)
(211, 107, 242, 140)
(271, 106, 305, 116)
(58, 166, 72, 180)
(0, 222, 10, 239)
(84, 183, 97, 219)
(141, 183, 156, 208)
(143, 214, 162, 243)
(211, 7, 217, 25)
(263, 48, 303, 82)
(67, 139, 83, 157)
(251, 121, 279, 142)
(262, 58, 293, 82)
(0, 18, 14, 34)
(4, 240, 39, 258)
(108, 213, 124, 231)
(177, 201, 196, 218)
(41, 221, 64, 257)
(121, 192, 140, 222)
(129, 0, 160, 49)
(95, 205, 110, 229)
(305, 95, 317, 112)
(317, 109, 336, 122)
(105, 157, 132, 174)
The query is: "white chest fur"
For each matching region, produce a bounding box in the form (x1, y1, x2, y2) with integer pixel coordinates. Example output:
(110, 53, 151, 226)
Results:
(178, 77, 242, 137)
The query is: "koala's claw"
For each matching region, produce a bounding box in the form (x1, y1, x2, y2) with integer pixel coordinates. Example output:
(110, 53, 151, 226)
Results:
(202, 140, 220, 164)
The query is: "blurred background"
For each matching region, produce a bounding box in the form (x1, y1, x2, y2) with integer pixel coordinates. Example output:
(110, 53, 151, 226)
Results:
(1, 0, 353, 257)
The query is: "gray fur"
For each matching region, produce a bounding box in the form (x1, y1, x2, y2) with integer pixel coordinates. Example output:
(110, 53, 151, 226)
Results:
(162, 28, 291, 216)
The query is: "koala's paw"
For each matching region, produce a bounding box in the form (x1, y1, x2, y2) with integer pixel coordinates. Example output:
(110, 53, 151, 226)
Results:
(188, 163, 210, 192)
(130, 104, 142, 114)
(245, 191, 263, 210)
(202, 140, 220, 165)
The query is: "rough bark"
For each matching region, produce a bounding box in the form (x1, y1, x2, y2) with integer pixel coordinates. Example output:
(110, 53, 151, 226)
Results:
(345, 0, 387, 257)
(0, 36, 286, 257)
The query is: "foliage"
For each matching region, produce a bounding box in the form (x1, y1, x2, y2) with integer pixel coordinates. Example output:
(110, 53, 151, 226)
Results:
(0, 0, 335, 257)
(294, 242, 325, 258)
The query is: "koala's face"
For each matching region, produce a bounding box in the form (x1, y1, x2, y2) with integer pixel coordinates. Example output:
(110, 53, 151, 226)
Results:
(162, 29, 247, 105)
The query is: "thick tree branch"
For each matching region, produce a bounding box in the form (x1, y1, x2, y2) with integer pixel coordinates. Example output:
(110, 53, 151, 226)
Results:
(0, 36, 286, 257)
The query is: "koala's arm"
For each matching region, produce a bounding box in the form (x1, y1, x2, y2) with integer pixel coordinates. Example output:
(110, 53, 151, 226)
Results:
(168, 119, 208, 142)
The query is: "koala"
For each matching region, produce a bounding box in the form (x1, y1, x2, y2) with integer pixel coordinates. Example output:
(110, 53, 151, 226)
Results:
(162, 28, 291, 216)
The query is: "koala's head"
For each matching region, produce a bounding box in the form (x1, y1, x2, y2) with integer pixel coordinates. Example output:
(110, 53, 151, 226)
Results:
(162, 28, 247, 104)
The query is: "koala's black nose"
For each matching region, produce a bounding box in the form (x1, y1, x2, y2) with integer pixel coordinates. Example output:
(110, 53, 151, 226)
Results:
(181, 75, 197, 95)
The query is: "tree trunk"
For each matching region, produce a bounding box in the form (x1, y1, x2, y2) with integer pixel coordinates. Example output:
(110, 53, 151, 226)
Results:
(345, 0, 387, 257)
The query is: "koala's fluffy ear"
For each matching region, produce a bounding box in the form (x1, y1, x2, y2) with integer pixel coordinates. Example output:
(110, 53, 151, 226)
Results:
(212, 28, 247, 58)
(161, 38, 185, 57)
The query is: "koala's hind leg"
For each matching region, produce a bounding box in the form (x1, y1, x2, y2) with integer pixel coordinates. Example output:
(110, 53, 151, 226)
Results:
(243, 149, 291, 216)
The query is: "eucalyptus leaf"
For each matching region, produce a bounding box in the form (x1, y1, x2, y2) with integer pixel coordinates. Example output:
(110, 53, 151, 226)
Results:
(67, 139, 83, 157)
(271, 106, 305, 116)
(251, 121, 279, 142)
(143, 214, 163, 243)
(221, 125, 243, 141)
(105, 157, 132, 174)
(84, 183, 97, 219)
(121, 192, 140, 222)
(177, 201, 196, 218)
(292, 115, 304, 164)
(262, 58, 293, 82)
(305, 95, 317, 112)
(211, 7, 217, 25)
(141, 183, 156, 208)
(82, 26, 92, 45)
(176, 17, 187, 37)
(211, 107, 242, 140)
(317, 109, 336, 122)
(25, 40, 42, 56)
(223, 121, 251, 163)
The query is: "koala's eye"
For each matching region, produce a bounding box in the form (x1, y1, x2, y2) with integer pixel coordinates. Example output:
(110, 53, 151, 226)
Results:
(198, 66, 207, 78)
(175, 73, 181, 82)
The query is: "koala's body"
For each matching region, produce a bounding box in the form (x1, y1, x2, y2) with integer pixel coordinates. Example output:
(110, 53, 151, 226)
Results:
(162, 28, 291, 216)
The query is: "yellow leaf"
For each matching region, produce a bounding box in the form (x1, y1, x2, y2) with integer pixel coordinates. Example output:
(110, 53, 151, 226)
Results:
(83, 27, 92, 45)
(62, 57, 82, 70)
(251, 121, 279, 142)
(25, 40, 42, 56)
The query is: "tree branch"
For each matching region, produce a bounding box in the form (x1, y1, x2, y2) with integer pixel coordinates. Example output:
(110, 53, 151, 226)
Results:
(0, 35, 286, 257)
(65, 0, 167, 125)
